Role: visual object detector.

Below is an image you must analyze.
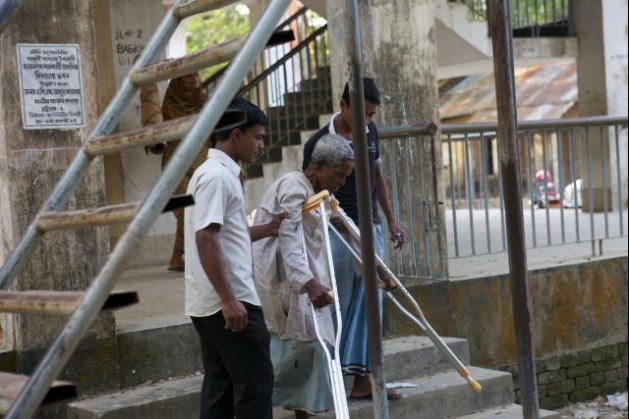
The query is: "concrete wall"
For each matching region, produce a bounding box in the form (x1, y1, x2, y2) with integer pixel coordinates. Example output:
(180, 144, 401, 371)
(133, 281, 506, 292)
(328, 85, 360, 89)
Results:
(105, 0, 173, 269)
(384, 255, 628, 408)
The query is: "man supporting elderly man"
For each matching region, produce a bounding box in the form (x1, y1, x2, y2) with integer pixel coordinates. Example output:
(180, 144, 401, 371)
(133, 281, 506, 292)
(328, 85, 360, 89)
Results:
(184, 77, 404, 419)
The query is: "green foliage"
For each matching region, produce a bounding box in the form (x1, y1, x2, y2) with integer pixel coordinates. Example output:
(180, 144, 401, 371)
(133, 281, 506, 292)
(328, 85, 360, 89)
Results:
(186, 5, 250, 80)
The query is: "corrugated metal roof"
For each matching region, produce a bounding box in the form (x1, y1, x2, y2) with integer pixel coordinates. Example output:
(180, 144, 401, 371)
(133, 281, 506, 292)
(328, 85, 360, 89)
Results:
(439, 60, 577, 122)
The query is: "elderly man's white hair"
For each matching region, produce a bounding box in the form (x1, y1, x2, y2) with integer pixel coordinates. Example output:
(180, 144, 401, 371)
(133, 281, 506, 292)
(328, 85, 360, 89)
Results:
(309, 133, 354, 168)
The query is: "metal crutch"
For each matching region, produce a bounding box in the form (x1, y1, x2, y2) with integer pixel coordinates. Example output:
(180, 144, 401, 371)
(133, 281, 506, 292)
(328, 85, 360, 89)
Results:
(301, 190, 351, 418)
(326, 198, 482, 393)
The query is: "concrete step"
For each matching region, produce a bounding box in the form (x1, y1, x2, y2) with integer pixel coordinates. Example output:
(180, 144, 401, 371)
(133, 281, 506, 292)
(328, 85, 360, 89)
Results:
(69, 366, 515, 419)
(446, 403, 560, 419)
(115, 320, 468, 390)
(68, 375, 203, 419)
(383, 335, 470, 381)
(311, 367, 515, 419)
(116, 321, 201, 389)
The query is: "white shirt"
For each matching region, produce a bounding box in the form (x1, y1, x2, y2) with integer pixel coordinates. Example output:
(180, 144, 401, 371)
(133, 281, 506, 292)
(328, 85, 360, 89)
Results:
(252, 171, 334, 346)
(328, 111, 370, 135)
(184, 149, 260, 317)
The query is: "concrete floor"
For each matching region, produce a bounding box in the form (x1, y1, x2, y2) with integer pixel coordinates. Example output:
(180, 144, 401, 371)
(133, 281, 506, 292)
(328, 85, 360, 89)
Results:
(114, 234, 628, 330)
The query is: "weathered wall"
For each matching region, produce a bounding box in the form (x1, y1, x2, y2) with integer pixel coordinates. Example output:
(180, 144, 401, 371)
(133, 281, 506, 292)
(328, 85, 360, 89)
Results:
(106, 0, 171, 269)
(384, 256, 628, 407)
(0, 0, 118, 393)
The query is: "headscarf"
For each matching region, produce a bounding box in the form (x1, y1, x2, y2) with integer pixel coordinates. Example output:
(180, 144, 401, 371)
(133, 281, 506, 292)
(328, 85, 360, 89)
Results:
(161, 73, 207, 121)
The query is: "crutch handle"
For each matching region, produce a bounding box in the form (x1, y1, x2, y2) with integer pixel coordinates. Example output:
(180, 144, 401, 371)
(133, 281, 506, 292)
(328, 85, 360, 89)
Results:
(302, 190, 330, 214)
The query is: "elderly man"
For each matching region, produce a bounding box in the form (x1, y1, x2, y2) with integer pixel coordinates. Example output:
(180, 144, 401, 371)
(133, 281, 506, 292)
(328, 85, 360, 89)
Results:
(253, 133, 355, 418)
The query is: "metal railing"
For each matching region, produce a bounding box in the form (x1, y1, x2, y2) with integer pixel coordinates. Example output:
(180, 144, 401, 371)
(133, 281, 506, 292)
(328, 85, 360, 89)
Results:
(442, 115, 628, 258)
(204, 7, 331, 170)
(451, 0, 574, 36)
(377, 116, 628, 275)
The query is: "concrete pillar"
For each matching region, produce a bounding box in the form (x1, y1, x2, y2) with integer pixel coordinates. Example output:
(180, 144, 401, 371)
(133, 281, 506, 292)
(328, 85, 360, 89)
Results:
(107, 0, 169, 268)
(574, 0, 629, 212)
(0, 0, 118, 394)
(326, 0, 448, 280)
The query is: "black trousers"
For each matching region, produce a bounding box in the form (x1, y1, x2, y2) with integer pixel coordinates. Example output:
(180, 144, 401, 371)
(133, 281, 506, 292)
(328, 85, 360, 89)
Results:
(191, 303, 273, 419)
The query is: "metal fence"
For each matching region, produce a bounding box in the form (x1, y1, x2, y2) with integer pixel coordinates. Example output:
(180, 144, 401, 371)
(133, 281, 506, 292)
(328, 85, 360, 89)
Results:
(203, 7, 331, 169)
(442, 115, 628, 258)
(379, 116, 628, 269)
(451, 0, 574, 36)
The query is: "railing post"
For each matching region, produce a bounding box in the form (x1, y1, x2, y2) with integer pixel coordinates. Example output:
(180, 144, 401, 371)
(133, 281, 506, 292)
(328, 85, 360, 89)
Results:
(488, 1, 540, 418)
(341, 0, 389, 417)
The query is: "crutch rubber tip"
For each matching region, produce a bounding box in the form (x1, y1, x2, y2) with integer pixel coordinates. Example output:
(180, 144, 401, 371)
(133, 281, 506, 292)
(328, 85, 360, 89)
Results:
(469, 379, 482, 393)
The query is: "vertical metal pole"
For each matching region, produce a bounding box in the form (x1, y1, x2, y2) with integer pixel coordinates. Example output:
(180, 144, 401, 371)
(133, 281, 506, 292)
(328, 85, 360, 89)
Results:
(488, 1, 540, 418)
(341, 0, 389, 417)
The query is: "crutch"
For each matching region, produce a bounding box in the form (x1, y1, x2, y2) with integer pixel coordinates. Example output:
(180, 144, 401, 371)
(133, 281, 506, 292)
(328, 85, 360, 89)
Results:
(326, 198, 482, 393)
(301, 190, 350, 418)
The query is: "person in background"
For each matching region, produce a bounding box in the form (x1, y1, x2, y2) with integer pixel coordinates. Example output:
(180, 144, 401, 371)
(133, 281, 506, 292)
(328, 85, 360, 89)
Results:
(161, 72, 208, 272)
(301, 77, 405, 400)
(253, 133, 354, 418)
(185, 97, 286, 418)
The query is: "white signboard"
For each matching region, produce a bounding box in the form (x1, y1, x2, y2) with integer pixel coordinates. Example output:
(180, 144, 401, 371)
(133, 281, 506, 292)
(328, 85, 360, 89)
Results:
(16, 44, 86, 130)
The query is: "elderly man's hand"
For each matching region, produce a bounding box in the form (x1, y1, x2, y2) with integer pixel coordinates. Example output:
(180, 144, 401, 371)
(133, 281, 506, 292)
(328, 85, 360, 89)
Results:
(302, 279, 334, 308)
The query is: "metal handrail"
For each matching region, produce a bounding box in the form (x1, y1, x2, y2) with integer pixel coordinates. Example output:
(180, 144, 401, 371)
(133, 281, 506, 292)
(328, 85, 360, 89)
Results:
(276, 5, 308, 29)
(238, 24, 328, 97)
(442, 115, 628, 133)
(201, 6, 310, 92)
(377, 115, 629, 139)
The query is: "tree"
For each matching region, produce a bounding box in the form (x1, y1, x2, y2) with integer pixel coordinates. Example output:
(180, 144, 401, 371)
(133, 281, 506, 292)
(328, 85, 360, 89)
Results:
(186, 5, 250, 80)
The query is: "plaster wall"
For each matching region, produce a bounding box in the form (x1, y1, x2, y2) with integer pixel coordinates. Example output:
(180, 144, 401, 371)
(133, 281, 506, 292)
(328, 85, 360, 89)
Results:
(106, 0, 175, 268)
(385, 256, 629, 368)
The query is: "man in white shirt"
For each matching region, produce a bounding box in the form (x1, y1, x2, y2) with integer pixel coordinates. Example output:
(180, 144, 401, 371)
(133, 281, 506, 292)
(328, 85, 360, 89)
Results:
(185, 97, 284, 419)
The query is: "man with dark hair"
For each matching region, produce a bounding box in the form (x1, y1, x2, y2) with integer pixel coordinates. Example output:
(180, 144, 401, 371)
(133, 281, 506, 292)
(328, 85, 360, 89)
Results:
(302, 77, 405, 400)
(185, 97, 284, 418)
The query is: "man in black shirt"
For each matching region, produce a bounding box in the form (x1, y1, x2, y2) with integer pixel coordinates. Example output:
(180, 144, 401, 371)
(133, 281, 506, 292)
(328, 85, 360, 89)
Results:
(302, 78, 405, 400)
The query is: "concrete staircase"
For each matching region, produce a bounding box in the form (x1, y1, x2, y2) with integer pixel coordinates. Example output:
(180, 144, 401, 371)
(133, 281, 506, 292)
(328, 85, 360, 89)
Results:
(245, 66, 334, 180)
(67, 326, 559, 418)
(60, 264, 558, 419)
